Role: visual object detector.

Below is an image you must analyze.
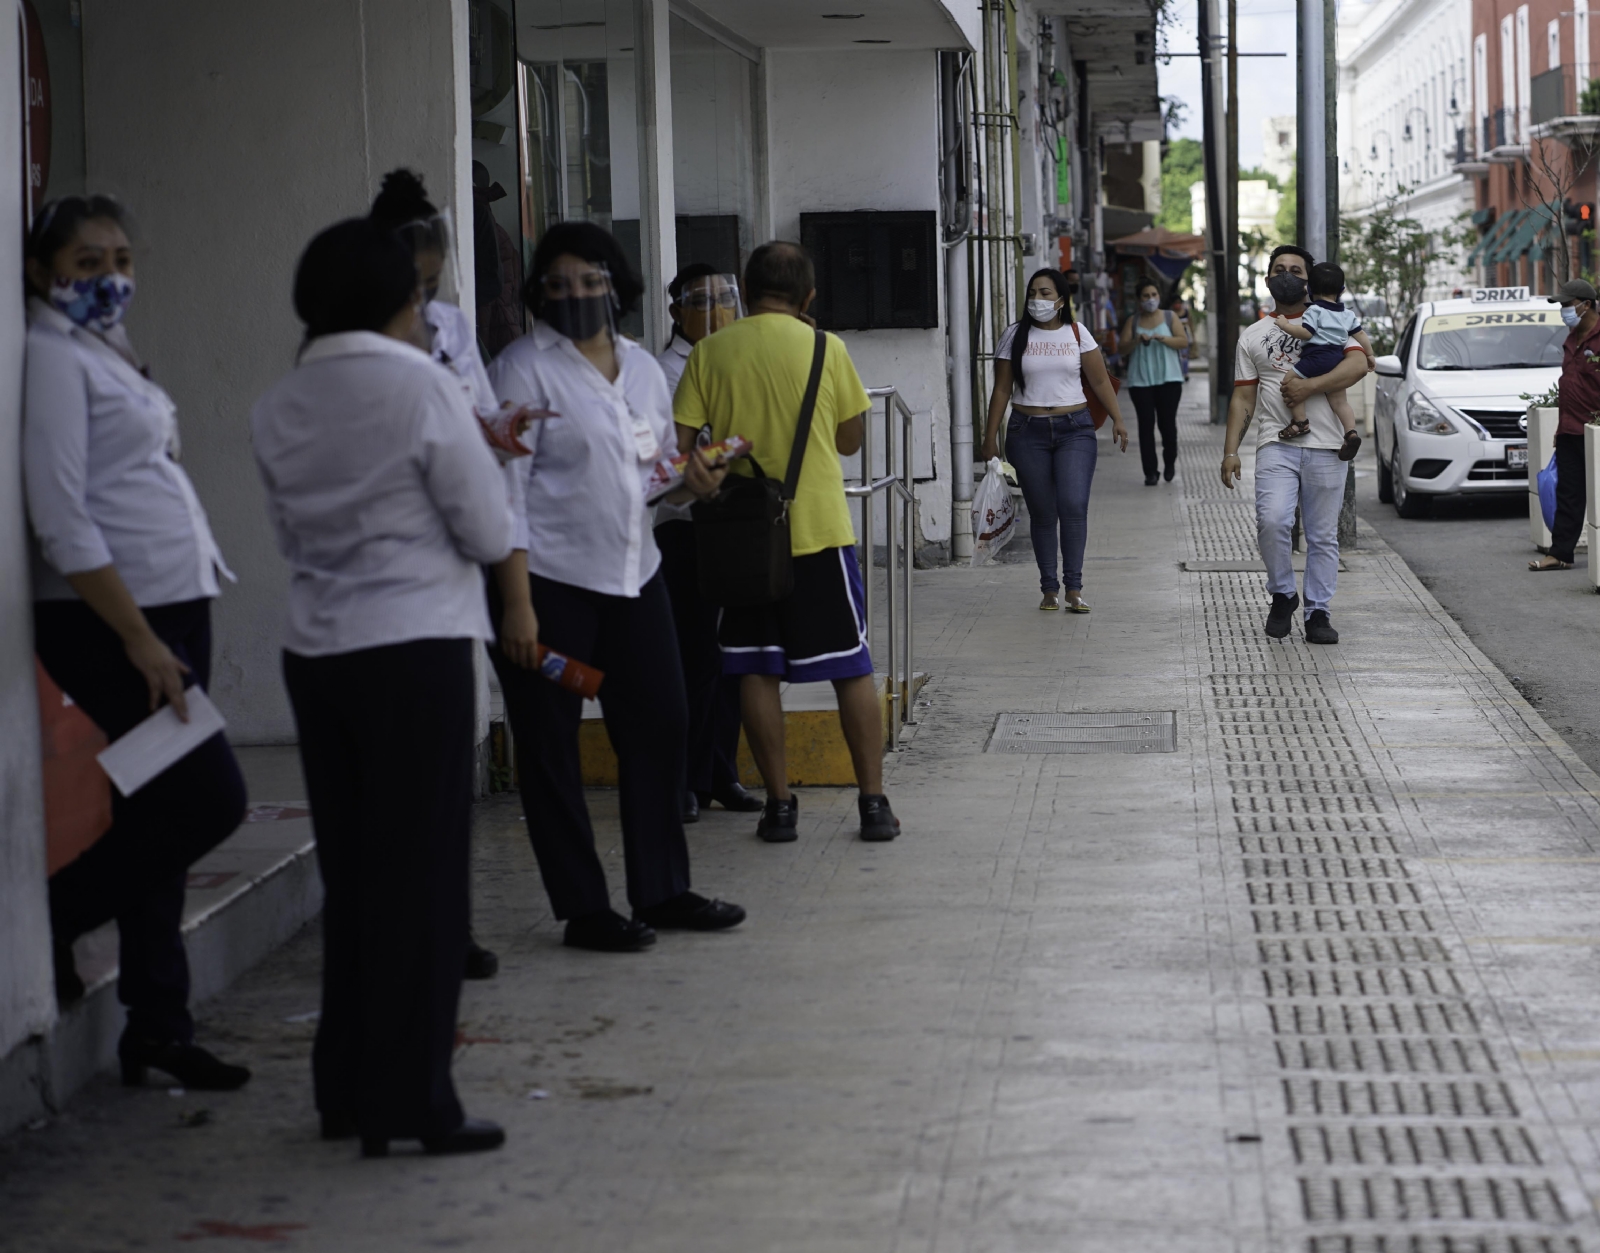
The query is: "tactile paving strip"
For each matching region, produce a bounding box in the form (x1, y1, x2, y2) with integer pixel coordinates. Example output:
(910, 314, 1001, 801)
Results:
(1178, 411, 1584, 1251)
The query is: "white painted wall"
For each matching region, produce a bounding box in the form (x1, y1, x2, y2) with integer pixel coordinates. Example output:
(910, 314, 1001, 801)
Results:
(765, 48, 951, 551)
(0, 12, 56, 1061)
(81, 0, 471, 742)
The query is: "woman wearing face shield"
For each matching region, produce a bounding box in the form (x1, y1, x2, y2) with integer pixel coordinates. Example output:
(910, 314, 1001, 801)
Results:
(487, 222, 747, 954)
(980, 267, 1130, 612)
(368, 168, 541, 982)
(21, 196, 249, 1090)
(652, 264, 762, 823)
(1118, 279, 1189, 486)
(252, 217, 514, 1157)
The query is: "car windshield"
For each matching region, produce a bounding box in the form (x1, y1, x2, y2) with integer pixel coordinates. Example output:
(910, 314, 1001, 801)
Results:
(1417, 308, 1567, 370)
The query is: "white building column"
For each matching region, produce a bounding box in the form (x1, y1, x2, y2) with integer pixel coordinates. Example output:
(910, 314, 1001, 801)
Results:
(634, 0, 677, 350)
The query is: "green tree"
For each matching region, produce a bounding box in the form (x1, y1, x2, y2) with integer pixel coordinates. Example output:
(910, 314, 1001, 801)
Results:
(1238, 165, 1281, 190)
(1160, 137, 1204, 234)
(1339, 186, 1473, 353)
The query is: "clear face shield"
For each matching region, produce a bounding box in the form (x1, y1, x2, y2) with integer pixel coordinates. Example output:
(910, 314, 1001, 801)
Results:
(538, 259, 619, 343)
(675, 274, 743, 344)
(394, 208, 459, 308)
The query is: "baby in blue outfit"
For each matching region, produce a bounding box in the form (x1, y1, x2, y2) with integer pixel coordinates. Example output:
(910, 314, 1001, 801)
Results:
(1272, 261, 1375, 458)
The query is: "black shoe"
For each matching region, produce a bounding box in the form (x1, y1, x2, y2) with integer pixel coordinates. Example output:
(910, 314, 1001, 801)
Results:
(634, 890, 746, 931)
(859, 794, 901, 842)
(1305, 610, 1340, 645)
(682, 791, 700, 824)
(702, 782, 764, 812)
(118, 1031, 252, 1090)
(756, 794, 799, 843)
(362, 1117, 506, 1158)
(1163, 465, 1175, 482)
(1264, 592, 1300, 639)
(1144, 474, 1159, 486)
(54, 938, 84, 1007)
(463, 937, 499, 980)
(563, 909, 657, 953)
(321, 1112, 359, 1141)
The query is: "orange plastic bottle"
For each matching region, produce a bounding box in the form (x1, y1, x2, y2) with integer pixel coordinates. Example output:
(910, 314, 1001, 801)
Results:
(535, 645, 604, 698)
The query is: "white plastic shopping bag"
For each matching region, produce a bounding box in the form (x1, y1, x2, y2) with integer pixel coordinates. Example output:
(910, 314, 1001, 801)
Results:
(971, 457, 1016, 566)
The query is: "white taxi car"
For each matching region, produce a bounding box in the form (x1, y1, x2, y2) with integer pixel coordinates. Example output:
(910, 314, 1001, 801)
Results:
(1373, 287, 1563, 518)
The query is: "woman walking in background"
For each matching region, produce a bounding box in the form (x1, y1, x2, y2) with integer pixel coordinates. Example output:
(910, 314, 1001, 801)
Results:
(252, 218, 515, 1157)
(981, 267, 1129, 613)
(22, 195, 250, 1091)
(1119, 279, 1189, 486)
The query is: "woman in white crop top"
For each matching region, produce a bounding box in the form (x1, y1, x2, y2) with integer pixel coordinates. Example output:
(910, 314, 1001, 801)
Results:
(980, 268, 1128, 612)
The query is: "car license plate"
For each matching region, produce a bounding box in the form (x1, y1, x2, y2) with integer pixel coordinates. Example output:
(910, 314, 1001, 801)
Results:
(1507, 444, 1528, 469)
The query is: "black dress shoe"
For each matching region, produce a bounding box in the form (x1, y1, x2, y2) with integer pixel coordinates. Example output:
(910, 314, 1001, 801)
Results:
(321, 1112, 358, 1141)
(1144, 474, 1159, 486)
(756, 794, 799, 843)
(463, 937, 499, 980)
(702, 783, 763, 812)
(118, 1031, 251, 1090)
(682, 791, 700, 824)
(362, 1117, 506, 1158)
(1163, 465, 1175, 482)
(563, 909, 657, 952)
(634, 891, 746, 931)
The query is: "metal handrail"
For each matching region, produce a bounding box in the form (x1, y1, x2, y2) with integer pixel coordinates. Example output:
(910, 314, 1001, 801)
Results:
(851, 386, 917, 750)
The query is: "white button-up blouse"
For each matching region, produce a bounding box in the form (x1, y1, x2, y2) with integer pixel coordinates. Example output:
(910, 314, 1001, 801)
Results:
(249, 331, 513, 657)
(489, 321, 675, 597)
(22, 299, 234, 606)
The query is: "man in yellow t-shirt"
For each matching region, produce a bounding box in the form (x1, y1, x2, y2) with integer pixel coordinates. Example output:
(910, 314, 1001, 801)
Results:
(673, 241, 899, 845)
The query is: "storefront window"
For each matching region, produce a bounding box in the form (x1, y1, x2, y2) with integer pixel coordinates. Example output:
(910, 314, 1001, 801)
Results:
(515, 0, 643, 338)
(668, 15, 756, 279)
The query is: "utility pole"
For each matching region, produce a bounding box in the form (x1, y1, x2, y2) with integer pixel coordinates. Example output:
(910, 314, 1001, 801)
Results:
(1199, 0, 1234, 422)
(1226, 0, 1240, 370)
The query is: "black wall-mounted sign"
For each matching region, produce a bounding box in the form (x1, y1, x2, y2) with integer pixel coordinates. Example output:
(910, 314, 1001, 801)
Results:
(800, 210, 938, 331)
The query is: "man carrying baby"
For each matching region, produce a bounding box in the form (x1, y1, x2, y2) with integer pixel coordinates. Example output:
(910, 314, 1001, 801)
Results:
(1271, 260, 1374, 456)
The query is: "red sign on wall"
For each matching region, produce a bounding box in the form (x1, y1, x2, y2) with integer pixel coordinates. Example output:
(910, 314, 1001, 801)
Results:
(20, 0, 51, 219)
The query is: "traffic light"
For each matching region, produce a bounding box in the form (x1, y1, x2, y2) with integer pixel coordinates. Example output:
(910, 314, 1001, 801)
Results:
(1564, 199, 1594, 235)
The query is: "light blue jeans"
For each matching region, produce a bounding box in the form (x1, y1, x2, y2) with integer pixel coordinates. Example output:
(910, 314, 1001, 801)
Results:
(1254, 442, 1346, 616)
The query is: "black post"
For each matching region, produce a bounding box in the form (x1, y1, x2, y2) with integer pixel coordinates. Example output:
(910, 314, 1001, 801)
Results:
(1199, 0, 1234, 421)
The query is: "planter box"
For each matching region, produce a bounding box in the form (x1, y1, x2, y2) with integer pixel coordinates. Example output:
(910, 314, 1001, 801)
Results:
(1529, 406, 1559, 550)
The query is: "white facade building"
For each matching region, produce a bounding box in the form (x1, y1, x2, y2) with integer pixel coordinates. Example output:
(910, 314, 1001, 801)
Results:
(1337, 0, 1477, 297)
(1262, 115, 1297, 185)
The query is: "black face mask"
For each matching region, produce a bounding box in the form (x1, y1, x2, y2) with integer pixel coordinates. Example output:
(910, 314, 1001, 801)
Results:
(545, 294, 612, 341)
(1267, 273, 1308, 306)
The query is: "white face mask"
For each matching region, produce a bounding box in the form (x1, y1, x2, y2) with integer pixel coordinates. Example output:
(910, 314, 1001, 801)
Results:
(1140, 296, 1160, 313)
(1027, 298, 1061, 322)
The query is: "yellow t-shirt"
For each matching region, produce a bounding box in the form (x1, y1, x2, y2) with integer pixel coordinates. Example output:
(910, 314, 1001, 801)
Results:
(673, 313, 871, 556)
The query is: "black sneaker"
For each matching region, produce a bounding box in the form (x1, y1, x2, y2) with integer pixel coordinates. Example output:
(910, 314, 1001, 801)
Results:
(634, 890, 746, 931)
(1304, 610, 1340, 645)
(756, 794, 799, 843)
(1264, 592, 1300, 639)
(859, 794, 901, 842)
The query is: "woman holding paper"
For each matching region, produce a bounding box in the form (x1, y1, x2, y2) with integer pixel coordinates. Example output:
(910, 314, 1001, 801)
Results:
(21, 196, 250, 1091)
(487, 221, 745, 954)
(252, 217, 518, 1158)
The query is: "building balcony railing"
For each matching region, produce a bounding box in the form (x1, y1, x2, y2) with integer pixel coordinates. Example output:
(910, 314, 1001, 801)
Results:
(1528, 65, 1600, 143)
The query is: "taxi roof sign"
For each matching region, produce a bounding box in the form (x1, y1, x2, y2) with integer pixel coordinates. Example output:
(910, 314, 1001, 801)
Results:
(1471, 286, 1531, 303)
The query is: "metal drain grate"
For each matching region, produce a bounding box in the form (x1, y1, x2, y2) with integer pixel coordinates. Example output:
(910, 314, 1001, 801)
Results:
(987, 711, 1177, 754)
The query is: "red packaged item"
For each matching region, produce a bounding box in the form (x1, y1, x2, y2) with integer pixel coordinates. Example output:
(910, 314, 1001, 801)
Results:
(644, 435, 753, 504)
(476, 402, 556, 463)
(536, 645, 604, 698)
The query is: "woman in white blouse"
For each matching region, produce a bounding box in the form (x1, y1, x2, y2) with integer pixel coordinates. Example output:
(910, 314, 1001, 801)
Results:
(251, 218, 519, 1158)
(22, 196, 249, 1092)
(489, 221, 745, 953)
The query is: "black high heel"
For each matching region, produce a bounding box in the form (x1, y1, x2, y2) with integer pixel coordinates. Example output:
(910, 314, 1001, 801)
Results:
(118, 1031, 251, 1090)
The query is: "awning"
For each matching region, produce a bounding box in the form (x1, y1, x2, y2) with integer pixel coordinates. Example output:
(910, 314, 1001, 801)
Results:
(1471, 205, 1497, 228)
(1105, 225, 1206, 260)
(1467, 207, 1523, 264)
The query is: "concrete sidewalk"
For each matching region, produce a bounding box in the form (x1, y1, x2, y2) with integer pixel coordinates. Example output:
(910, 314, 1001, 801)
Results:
(6, 385, 1600, 1251)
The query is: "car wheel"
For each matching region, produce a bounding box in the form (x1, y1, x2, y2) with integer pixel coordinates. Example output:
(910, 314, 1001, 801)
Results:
(1392, 448, 1432, 519)
(1376, 443, 1394, 503)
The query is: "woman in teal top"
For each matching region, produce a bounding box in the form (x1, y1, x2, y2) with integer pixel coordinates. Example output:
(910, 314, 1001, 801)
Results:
(1118, 279, 1189, 485)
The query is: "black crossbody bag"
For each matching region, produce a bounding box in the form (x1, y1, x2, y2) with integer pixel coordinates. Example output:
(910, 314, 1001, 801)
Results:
(691, 329, 827, 607)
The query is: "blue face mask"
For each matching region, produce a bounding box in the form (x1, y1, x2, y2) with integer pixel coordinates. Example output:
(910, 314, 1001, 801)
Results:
(48, 272, 136, 332)
(1562, 303, 1583, 329)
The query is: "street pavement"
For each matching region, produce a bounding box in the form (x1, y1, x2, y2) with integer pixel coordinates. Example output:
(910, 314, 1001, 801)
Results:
(1355, 453, 1600, 778)
(6, 385, 1600, 1251)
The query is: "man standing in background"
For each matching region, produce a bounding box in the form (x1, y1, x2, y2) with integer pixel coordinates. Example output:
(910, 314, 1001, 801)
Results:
(1529, 279, 1599, 573)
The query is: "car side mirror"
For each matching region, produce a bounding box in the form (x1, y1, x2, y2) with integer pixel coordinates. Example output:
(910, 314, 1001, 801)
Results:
(1373, 354, 1403, 377)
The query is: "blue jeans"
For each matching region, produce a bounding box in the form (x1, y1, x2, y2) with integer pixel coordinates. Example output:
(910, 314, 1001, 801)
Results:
(1254, 441, 1346, 615)
(1004, 409, 1098, 594)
